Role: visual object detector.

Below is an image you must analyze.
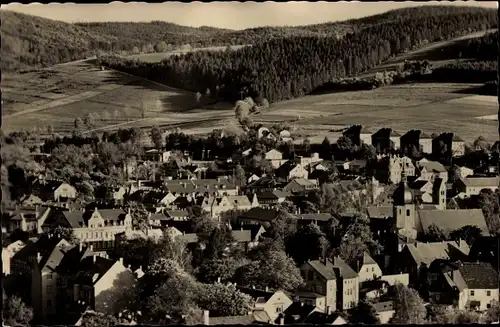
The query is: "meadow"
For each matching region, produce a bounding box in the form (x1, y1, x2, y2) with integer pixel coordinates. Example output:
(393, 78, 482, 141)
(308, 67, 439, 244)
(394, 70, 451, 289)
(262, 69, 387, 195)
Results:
(2, 61, 197, 134)
(124, 45, 249, 63)
(3, 48, 497, 145)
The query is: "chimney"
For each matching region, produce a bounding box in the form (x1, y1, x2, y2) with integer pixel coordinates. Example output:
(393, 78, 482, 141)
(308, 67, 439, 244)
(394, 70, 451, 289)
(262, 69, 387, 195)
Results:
(79, 243, 83, 252)
(203, 310, 209, 325)
(265, 286, 269, 292)
(93, 254, 96, 264)
(90, 245, 94, 252)
(119, 257, 123, 265)
(279, 315, 285, 325)
(326, 306, 330, 314)
(300, 302, 304, 307)
(37, 252, 42, 262)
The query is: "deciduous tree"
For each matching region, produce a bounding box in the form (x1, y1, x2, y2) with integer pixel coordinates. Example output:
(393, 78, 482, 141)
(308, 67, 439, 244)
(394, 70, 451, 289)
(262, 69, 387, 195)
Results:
(390, 283, 427, 324)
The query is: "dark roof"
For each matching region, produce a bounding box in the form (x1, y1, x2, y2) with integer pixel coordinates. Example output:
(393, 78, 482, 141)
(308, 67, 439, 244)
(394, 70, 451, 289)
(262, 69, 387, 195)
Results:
(393, 181, 414, 205)
(459, 262, 499, 289)
(61, 208, 129, 228)
(238, 207, 282, 222)
(238, 224, 266, 240)
(302, 312, 344, 324)
(284, 302, 317, 322)
(257, 190, 290, 200)
(165, 210, 189, 218)
(410, 180, 430, 191)
(296, 213, 334, 222)
(74, 256, 116, 285)
(417, 209, 490, 235)
(237, 287, 276, 302)
(367, 206, 393, 219)
(331, 256, 359, 279)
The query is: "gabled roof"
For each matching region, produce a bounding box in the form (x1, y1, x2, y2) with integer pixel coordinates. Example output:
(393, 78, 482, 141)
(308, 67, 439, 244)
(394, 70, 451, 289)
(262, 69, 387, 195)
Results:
(257, 190, 289, 201)
(284, 302, 317, 323)
(417, 209, 490, 235)
(302, 312, 345, 324)
(74, 256, 116, 285)
(296, 213, 335, 222)
(227, 195, 252, 207)
(239, 207, 295, 223)
(367, 206, 393, 219)
(165, 210, 189, 218)
(307, 260, 337, 280)
(61, 208, 129, 228)
(331, 256, 358, 279)
(405, 241, 470, 266)
(419, 161, 447, 173)
(458, 262, 499, 289)
(237, 287, 278, 302)
(460, 177, 500, 188)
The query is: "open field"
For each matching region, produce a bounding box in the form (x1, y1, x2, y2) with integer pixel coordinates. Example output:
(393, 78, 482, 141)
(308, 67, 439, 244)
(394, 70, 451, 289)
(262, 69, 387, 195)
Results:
(3, 34, 498, 144)
(358, 29, 497, 78)
(2, 61, 198, 133)
(124, 45, 249, 63)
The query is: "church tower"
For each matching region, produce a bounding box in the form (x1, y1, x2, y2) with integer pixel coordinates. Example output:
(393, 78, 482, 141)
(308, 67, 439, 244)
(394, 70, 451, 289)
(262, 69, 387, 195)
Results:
(392, 167, 417, 239)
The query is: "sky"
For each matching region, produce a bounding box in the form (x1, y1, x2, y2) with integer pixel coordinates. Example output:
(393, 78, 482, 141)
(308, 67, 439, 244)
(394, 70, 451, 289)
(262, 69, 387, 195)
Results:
(2, 1, 498, 30)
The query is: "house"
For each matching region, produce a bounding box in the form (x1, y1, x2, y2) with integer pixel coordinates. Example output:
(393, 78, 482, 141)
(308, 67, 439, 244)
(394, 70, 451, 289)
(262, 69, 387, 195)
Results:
(283, 302, 319, 324)
(143, 149, 171, 163)
(2, 240, 27, 275)
(354, 252, 383, 283)
(238, 207, 291, 227)
(265, 149, 287, 169)
(245, 176, 286, 195)
(456, 177, 499, 197)
(409, 179, 434, 204)
(72, 256, 137, 316)
(43, 208, 133, 251)
(395, 240, 470, 286)
(238, 287, 293, 322)
(302, 312, 347, 325)
(283, 179, 319, 195)
(279, 130, 292, 143)
(7, 206, 52, 234)
(164, 178, 239, 197)
(335, 160, 367, 174)
(387, 155, 416, 184)
(417, 160, 448, 182)
(276, 162, 309, 181)
(343, 125, 372, 146)
(432, 262, 499, 311)
(237, 224, 267, 249)
(247, 174, 261, 184)
(295, 153, 323, 168)
(451, 135, 466, 157)
(400, 130, 433, 155)
(95, 186, 126, 206)
(33, 180, 78, 202)
(295, 213, 337, 229)
(164, 210, 190, 221)
(257, 190, 290, 207)
(298, 257, 359, 312)
(20, 194, 44, 207)
(372, 128, 401, 152)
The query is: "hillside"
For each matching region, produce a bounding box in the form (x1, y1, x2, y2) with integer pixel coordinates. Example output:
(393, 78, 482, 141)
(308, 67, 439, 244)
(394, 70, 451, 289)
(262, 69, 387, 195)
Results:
(101, 6, 498, 103)
(4, 5, 495, 72)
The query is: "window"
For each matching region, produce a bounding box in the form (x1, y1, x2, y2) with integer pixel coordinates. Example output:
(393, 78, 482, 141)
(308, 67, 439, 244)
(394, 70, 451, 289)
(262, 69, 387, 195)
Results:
(47, 273, 53, 280)
(470, 290, 475, 296)
(487, 304, 491, 309)
(47, 299, 52, 307)
(399, 209, 402, 215)
(487, 291, 491, 296)
(406, 209, 410, 216)
(276, 307, 282, 313)
(47, 285, 53, 294)
(372, 267, 374, 272)
(366, 268, 369, 272)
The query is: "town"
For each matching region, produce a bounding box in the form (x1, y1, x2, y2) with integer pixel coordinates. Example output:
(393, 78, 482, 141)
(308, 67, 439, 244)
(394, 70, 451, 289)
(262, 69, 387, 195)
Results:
(2, 119, 500, 325)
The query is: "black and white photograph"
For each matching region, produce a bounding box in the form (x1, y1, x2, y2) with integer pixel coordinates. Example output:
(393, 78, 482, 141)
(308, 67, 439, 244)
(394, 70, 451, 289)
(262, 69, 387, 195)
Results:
(1, 1, 499, 326)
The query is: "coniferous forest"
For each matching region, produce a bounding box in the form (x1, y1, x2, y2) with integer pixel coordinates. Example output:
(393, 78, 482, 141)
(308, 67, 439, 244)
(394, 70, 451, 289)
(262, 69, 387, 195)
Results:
(101, 8, 497, 103)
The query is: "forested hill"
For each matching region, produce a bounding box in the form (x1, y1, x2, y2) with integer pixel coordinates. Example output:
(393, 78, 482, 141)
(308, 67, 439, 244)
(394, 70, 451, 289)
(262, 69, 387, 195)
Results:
(102, 7, 498, 103)
(2, 6, 495, 72)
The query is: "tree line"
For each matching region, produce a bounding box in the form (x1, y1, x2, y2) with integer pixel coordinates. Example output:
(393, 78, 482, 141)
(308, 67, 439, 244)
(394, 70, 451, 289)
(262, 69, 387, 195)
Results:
(101, 10, 497, 103)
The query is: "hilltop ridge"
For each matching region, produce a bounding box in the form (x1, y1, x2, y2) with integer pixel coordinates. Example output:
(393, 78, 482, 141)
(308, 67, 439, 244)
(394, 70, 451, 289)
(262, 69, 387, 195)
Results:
(1, 5, 496, 71)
